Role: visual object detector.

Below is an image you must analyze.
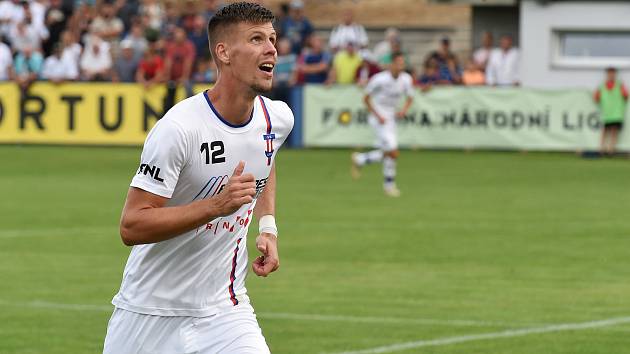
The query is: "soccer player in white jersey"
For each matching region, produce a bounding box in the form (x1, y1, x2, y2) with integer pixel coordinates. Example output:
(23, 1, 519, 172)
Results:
(102, 3, 293, 353)
(351, 52, 413, 197)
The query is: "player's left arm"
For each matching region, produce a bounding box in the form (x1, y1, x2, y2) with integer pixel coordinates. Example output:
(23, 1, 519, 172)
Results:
(396, 77, 415, 119)
(252, 162, 279, 277)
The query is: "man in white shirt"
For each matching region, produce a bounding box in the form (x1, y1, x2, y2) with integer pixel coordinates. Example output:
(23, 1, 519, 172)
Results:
(42, 43, 73, 83)
(80, 33, 112, 81)
(103, 3, 293, 354)
(0, 41, 13, 81)
(329, 8, 368, 52)
(473, 31, 493, 71)
(486, 34, 519, 86)
(351, 52, 414, 197)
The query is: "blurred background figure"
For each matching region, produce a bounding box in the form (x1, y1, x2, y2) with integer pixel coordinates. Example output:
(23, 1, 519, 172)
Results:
(355, 49, 381, 87)
(424, 37, 461, 85)
(416, 57, 445, 91)
(192, 56, 217, 84)
(90, 2, 123, 51)
(122, 21, 148, 60)
(473, 31, 493, 72)
(271, 37, 297, 104)
(139, 0, 163, 31)
(278, 0, 313, 55)
(59, 30, 81, 81)
(14, 44, 43, 92)
(112, 39, 139, 83)
(163, 26, 195, 111)
(486, 34, 519, 86)
(373, 27, 399, 67)
(0, 38, 13, 81)
(80, 33, 112, 81)
(594, 67, 628, 156)
(329, 8, 368, 53)
(295, 33, 330, 84)
(135, 37, 164, 89)
(42, 0, 71, 57)
(188, 15, 210, 63)
(462, 57, 485, 86)
(327, 41, 362, 85)
(203, 0, 223, 24)
(42, 43, 74, 84)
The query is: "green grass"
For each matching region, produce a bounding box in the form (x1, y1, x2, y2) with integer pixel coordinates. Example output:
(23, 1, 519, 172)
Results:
(1, 146, 630, 353)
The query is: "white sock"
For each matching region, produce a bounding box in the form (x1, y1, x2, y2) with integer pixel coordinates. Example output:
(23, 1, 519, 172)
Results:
(383, 156, 396, 188)
(355, 150, 383, 166)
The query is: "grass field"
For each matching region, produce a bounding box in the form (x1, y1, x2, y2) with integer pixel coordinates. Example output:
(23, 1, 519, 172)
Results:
(1, 146, 630, 354)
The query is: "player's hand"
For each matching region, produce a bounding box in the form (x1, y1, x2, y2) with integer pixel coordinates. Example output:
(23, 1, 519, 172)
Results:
(252, 233, 279, 277)
(378, 115, 386, 125)
(396, 111, 406, 119)
(209, 161, 256, 217)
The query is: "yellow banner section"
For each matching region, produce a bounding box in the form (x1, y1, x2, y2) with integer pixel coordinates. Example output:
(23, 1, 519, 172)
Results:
(0, 82, 209, 145)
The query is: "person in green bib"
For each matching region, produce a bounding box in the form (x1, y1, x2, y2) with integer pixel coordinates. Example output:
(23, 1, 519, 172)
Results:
(594, 67, 628, 155)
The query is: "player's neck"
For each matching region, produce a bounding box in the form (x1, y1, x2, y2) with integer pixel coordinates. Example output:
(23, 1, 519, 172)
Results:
(206, 80, 256, 126)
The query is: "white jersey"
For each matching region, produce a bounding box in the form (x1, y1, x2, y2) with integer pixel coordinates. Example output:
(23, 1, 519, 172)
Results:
(112, 91, 294, 317)
(364, 71, 414, 121)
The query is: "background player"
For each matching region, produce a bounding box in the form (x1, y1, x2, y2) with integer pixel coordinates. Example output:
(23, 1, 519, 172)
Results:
(103, 3, 293, 353)
(351, 52, 414, 197)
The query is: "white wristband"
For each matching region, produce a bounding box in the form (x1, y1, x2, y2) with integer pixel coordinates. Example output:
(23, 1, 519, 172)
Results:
(259, 215, 278, 237)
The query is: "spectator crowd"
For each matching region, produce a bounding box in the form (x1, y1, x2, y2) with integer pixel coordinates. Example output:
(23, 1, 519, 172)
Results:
(0, 0, 521, 101)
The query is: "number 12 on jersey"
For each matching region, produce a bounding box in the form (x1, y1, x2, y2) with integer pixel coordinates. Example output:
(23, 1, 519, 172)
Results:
(200, 141, 226, 164)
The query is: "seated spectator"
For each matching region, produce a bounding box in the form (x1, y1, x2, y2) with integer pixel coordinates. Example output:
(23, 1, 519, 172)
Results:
(0, 0, 23, 40)
(203, 0, 223, 24)
(112, 39, 139, 83)
(486, 34, 519, 86)
(10, 16, 48, 53)
(136, 38, 164, 89)
(139, 0, 163, 31)
(473, 31, 493, 71)
(14, 45, 44, 91)
(115, 0, 140, 32)
(90, 2, 123, 49)
(373, 27, 399, 66)
(178, 0, 197, 33)
(271, 38, 297, 104)
(42, 0, 72, 57)
(424, 37, 461, 84)
(122, 21, 148, 60)
(416, 58, 447, 91)
(295, 34, 330, 84)
(0, 40, 14, 81)
(80, 33, 112, 81)
(42, 43, 74, 83)
(329, 8, 368, 53)
(59, 30, 81, 80)
(192, 56, 217, 84)
(462, 58, 485, 86)
(327, 41, 363, 85)
(188, 15, 209, 61)
(160, 1, 180, 38)
(378, 36, 404, 68)
(279, 0, 313, 55)
(355, 50, 381, 87)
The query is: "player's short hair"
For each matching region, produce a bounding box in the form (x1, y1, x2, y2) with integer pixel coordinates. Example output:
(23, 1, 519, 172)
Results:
(391, 52, 405, 61)
(207, 2, 275, 61)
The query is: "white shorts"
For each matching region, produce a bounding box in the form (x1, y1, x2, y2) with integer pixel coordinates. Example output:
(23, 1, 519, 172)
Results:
(369, 115, 398, 152)
(103, 304, 270, 354)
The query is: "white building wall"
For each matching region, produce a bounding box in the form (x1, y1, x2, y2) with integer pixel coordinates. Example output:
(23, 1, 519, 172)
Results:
(520, 0, 630, 89)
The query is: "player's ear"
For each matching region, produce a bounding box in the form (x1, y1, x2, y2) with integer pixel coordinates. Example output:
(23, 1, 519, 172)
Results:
(215, 42, 230, 65)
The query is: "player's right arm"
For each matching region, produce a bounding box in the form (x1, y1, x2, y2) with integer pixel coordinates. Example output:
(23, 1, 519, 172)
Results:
(119, 161, 255, 246)
(363, 94, 385, 124)
(364, 74, 386, 124)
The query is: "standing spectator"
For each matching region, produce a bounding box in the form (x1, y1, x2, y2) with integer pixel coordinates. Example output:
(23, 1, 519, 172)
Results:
(188, 15, 209, 61)
(203, 0, 223, 24)
(424, 37, 461, 84)
(271, 38, 296, 104)
(122, 21, 148, 60)
(139, 0, 163, 31)
(327, 41, 362, 85)
(42, 0, 71, 56)
(160, 2, 180, 38)
(80, 33, 112, 81)
(90, 2, 124, 50)
(112, 39, 139, 82)
(279, 0, 313, 55)
(163, 26, 195, 110)
(135, 38, 164, 89)
(473, 31, 493, 71)
(0, 40, 14, 81)
(594, 67, 628, 156)
(14, 44, 43, 91)
(114, 0, 140, 32)
(59, 30, 81, 80)
(42, 43, 74, 83)
(486, 34, 519, 86)
(462, 57, 485, 86)
(66, 2, 94, 43)
(373, 27, 399, 65)
(178, 0, 197, 33)
(296, 33, 330, 84)
(329, 8, 368, 53)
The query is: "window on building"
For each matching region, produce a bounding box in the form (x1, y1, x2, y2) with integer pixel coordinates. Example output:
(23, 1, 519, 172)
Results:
(552, 30, 630, 68)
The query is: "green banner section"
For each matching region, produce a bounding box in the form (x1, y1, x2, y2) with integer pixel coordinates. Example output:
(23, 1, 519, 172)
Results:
(304, 85, 630, 151)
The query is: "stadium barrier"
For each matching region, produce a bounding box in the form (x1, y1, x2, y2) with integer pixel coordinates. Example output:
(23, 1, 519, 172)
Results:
(302, 84, 630, 151)
(1, 82, 629, 151)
